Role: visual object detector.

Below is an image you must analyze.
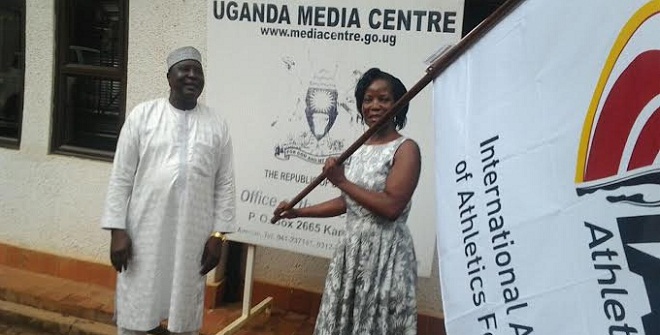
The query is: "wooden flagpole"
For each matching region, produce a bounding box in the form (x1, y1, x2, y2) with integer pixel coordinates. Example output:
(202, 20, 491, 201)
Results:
(271, 0, 525, 224)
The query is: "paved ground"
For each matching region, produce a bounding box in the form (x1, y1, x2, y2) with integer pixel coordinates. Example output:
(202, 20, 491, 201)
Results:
(0, 316, 312, 335)
(0, 312, 313, 335)
(0, 320, 57, 335)
(0, 265, 316, 335)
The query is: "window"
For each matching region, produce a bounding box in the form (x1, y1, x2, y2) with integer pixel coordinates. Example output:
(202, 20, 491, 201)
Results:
(0, 0, 25, 148)
(53, 0, 128, 160)
(462, 0, 507, 37)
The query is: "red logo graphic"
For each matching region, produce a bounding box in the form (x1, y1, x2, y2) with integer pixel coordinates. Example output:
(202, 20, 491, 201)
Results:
(576, 1, 659, 198)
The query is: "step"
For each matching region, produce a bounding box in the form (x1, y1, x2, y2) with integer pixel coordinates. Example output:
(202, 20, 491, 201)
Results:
(0, 299, 116, 335)
(0, 265, 114, 324)
(0, 265, 253, 334)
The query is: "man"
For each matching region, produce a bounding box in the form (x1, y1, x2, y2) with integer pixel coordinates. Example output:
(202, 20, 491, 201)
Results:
(102, 46, 236, 335)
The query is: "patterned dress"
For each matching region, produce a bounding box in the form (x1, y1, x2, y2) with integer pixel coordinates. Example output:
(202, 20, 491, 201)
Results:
(314, 136, 418, 335)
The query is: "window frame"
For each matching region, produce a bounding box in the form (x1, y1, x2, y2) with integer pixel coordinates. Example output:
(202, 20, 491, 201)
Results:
(0, 0, 25, 149)
(52, 0, 129, 161)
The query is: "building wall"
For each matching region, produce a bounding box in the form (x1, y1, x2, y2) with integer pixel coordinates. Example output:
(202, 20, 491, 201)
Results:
(0, 0, 442, 316)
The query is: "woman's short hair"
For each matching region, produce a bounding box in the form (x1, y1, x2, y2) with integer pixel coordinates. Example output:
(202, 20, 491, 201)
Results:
(354, 68, 409, 130)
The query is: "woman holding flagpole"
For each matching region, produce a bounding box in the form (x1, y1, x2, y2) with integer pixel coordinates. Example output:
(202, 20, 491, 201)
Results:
(274, 67, 421, 335)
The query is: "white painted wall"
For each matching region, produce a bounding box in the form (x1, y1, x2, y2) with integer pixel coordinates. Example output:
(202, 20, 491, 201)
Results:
(0, 0, 442, 316)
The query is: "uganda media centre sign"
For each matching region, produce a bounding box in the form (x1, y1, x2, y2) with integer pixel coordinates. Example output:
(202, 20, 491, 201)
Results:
(206, 0, 465, 277)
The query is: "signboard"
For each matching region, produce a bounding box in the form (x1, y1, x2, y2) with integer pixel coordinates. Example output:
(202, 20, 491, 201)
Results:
(207, 0, 465, 276)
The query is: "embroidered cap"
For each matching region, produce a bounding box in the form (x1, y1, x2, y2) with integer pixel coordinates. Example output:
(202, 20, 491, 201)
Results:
(166, 46, 202, 71)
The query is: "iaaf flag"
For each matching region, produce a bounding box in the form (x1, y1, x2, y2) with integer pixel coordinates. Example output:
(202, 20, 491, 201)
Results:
(434, 0, 659, 334)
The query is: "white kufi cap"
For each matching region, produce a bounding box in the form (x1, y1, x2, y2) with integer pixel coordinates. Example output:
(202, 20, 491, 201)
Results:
(166, 46, 202, 71)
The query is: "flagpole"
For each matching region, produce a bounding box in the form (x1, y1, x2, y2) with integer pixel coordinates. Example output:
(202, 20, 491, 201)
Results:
(271, 0, 525, 223)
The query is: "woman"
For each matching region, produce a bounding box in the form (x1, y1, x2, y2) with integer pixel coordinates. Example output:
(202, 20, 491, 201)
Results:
(273, 68, 421, 335)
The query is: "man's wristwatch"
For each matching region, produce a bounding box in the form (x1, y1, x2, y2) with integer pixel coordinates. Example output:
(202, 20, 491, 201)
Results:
(211, 231, 228, 242)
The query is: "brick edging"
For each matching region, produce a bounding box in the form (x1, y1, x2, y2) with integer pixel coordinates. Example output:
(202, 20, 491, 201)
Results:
(0, 242, 446, 335)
